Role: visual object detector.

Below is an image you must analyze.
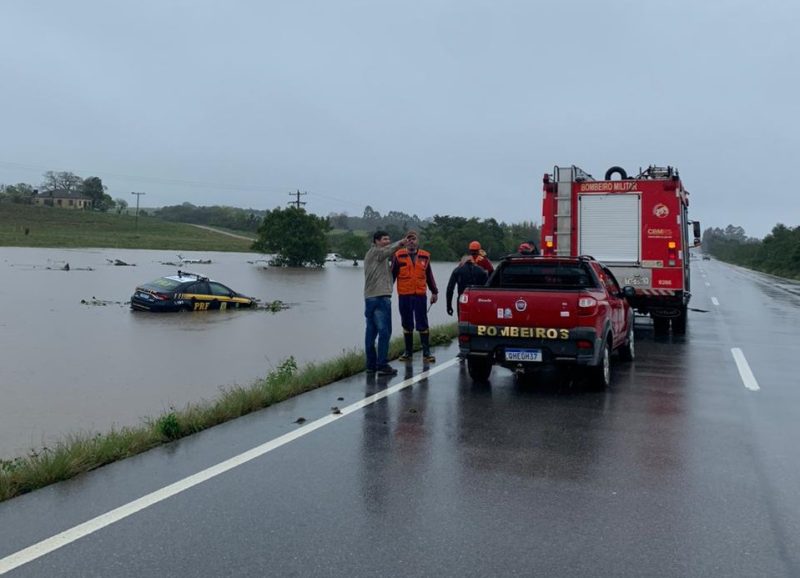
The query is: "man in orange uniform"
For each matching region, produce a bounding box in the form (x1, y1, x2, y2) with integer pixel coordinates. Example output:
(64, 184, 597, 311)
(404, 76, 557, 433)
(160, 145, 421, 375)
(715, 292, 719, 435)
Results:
(468, 241, 494, 274)
(392, 231, 439, 363)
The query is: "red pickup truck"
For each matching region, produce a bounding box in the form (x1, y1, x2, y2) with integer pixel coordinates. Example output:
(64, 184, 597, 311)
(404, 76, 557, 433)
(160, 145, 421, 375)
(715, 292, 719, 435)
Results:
(458, 255, 635, 387)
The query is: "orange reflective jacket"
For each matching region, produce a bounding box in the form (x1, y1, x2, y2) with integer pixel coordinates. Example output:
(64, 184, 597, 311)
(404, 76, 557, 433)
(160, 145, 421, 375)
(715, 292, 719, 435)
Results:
(395, 249, 431, 295)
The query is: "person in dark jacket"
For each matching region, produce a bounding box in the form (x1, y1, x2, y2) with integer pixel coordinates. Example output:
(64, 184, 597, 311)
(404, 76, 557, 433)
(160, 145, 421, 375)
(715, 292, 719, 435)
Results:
(445, 255, 489, 316)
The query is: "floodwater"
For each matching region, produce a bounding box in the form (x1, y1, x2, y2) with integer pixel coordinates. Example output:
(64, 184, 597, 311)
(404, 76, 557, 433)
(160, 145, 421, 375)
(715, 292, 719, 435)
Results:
(0, 247, 455, 459)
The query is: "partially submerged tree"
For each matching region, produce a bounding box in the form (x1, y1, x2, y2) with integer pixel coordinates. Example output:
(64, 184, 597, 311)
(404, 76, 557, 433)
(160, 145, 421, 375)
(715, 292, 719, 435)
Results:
(336, 232, 369, 265)
(252, 206, 330, 267)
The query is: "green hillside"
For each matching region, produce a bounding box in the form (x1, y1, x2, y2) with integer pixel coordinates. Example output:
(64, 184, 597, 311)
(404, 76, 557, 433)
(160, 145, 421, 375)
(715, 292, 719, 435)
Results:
(0, 204, 253, 251)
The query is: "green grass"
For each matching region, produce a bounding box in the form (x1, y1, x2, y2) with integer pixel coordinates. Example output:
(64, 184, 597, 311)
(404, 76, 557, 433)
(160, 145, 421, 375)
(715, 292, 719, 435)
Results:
(0, 323, 458, 502)
(0, 204, 254, 251)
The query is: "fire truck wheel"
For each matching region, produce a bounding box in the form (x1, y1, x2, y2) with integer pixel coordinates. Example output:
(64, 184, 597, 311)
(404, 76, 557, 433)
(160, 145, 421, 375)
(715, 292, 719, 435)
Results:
(604, 166, 628, 180)
(467, 357, 493, 383)
(653, 316, 670, 336)
(619, 324, 635, 362)
(590, 340, 611, 389)
(672, 308, 687, 335)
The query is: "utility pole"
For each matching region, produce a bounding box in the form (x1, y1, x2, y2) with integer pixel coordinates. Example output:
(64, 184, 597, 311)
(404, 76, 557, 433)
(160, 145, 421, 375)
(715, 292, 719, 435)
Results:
(131, 191, 146, 233)
(288, 190, 307, 209)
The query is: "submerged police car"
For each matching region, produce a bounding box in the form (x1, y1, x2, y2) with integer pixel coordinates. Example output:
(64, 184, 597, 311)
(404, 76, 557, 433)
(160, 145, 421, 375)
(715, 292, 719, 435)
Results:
(130, 271, 257, 312)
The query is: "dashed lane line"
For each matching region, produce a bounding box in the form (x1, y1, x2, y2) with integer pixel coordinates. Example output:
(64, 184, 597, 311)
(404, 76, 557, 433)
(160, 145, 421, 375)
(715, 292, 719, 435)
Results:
(731, 348, 761, 391)
(0, 358, 459, 575)
(711, 296, 720, 306)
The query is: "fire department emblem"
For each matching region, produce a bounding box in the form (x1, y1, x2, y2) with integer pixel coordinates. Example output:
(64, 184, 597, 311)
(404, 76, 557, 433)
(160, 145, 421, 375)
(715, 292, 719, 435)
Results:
(515, 298, 527, 312)
(653, 203, 670, 218)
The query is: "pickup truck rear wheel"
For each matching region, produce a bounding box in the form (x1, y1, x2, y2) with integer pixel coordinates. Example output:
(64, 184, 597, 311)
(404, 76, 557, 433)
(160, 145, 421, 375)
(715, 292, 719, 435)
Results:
(590, 341, 611, 389)
(618, 324, 635, 362)
(467, 357, 493, 382)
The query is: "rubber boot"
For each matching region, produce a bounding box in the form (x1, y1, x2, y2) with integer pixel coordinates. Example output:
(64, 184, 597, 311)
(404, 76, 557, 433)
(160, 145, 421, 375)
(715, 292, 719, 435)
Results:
(399, 331, 413, 361)
(421, 331, 435, 363)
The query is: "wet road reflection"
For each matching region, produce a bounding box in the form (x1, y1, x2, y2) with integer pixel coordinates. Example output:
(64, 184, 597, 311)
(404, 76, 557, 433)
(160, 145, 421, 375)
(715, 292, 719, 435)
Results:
(3, 259, 800, 576)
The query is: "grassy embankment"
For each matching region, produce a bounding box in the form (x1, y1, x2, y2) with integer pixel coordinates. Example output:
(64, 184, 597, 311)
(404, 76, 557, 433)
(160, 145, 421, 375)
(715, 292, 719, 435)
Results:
(0, 325, 457, 502)
(0, 204, 253, 251)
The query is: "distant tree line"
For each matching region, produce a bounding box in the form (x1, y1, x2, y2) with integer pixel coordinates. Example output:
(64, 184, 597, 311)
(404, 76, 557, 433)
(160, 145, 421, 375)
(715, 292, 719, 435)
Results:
(703, 224, 800, 279)
(253, 204, 540, 267)
(328, 205, 427, 233)
(327, 206, 539, 261)
(154, 203, 265, 232)
(0, 171, 119, 212)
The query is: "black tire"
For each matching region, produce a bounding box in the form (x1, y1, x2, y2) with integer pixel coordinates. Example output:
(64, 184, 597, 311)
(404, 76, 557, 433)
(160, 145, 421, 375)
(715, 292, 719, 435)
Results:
(618, 323, 635, 362)
(467, 357, 493, 382)
(671, 307, 687, 335)
(653, 316, 669, 335)
(605, 166, 628, 180)
(589, 339, 612, 389)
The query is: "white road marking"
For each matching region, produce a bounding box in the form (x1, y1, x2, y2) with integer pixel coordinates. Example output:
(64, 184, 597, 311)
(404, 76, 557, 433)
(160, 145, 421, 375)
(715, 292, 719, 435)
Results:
(711, 297, 720, 306)
(731, 348, 760, 391)
(0, 358, 459, 575)
(704, 282, 710, 287)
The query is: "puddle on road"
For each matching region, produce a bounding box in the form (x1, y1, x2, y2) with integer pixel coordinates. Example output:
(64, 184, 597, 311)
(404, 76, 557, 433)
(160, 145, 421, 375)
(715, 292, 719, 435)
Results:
(0, 247, 455, 459)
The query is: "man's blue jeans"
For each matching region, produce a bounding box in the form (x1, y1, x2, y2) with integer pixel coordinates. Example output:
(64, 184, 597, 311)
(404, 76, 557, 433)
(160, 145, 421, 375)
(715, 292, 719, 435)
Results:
(365, 296, 392, 369)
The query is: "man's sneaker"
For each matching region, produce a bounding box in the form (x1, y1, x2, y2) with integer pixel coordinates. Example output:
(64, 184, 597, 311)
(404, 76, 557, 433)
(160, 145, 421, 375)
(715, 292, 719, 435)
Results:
(376, 365, 398, 376)
(423, 354, 436, 363)
(398, 352, 412, 362)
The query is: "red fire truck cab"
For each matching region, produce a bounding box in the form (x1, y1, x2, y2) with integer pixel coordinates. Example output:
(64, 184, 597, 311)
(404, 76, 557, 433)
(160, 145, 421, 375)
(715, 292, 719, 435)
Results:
(541, 165, 701, 335)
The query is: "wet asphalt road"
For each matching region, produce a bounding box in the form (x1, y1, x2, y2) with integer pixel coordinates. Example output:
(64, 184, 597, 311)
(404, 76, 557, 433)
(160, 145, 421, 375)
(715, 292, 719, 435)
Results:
(1, 259, 799, 577)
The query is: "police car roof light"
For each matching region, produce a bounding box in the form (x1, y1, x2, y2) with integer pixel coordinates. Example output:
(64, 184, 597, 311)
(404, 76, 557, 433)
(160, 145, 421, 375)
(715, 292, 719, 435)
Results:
(177, 270, 208, 281)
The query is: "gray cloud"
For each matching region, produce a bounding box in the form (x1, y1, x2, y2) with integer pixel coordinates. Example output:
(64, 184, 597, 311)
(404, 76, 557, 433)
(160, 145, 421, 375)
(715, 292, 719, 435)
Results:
(1, 0, 797, 237)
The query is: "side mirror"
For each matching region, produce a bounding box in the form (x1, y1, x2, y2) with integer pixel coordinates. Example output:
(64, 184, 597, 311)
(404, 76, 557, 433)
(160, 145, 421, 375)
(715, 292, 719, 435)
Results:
(621, 286, 636, 299)
(692, 220, 702, 246)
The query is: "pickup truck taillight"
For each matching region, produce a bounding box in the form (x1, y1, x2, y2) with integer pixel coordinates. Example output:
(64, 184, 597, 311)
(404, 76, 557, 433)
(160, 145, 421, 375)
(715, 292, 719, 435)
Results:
(578, 296, 597, 316)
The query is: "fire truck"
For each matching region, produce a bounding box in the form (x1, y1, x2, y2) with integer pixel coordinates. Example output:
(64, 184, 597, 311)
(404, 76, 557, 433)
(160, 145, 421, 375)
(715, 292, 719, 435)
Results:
(540, 165, 701, 335)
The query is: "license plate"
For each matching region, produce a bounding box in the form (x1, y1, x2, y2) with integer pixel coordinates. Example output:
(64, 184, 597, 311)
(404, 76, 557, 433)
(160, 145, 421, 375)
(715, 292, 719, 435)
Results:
(136, 292, 153, 301)
(505, 349, 542, 362)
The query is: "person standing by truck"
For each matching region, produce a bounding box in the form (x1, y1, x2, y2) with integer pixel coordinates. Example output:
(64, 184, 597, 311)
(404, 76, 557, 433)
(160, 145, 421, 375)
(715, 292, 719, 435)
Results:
(392, 230, 439, 363)
(445, 255, 488, 316)
(364, 230, 408, 376)
(468, 241, 494, 274)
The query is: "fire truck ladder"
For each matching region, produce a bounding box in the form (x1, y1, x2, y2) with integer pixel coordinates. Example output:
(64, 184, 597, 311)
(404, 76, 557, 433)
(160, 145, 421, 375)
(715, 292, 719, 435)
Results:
(553, 165, 593, 256)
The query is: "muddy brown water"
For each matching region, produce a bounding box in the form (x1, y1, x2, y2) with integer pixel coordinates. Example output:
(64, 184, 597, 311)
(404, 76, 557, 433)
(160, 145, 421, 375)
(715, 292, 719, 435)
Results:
(0, 247, 456, 459)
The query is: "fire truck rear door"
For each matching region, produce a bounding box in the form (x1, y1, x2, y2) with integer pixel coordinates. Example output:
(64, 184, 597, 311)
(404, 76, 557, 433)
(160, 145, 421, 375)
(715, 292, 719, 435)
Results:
(578, 193, 641, 264)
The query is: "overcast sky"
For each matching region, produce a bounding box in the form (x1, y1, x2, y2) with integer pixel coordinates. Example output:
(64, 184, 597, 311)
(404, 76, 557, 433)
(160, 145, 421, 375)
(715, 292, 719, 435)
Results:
(1, 0, 798, 238)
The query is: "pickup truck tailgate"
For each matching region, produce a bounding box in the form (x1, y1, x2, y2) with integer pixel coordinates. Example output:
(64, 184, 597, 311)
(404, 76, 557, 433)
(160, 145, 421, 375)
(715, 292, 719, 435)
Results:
(463, 289, 580, 328)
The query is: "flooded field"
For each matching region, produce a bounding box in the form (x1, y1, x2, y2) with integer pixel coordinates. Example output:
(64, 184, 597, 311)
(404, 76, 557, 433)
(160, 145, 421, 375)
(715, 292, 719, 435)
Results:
(0, 247, 455, 459)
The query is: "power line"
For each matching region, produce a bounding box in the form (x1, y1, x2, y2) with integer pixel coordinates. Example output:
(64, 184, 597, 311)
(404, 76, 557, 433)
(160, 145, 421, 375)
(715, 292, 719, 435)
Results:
(0, 160, 289, 196)
(0, 159, 367, 210)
